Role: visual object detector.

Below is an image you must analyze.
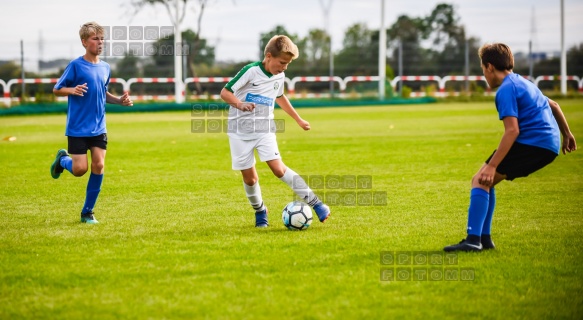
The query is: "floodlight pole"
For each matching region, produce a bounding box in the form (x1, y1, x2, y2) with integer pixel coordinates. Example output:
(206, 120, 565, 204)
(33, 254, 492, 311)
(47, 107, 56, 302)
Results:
(560, 0, 566, 95)
(528, 40, 534, 81)
(174, 0, 184, 104)
(398, 40, 403, 97)
(465, 38, 469, 93)
(320, 0, 334, 98)
(20, 40, 25, 98)
(378, 0, 386, 100)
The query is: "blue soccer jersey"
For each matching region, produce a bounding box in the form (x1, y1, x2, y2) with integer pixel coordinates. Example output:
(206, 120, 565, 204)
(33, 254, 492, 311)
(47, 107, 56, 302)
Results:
(495, 73, 560, 154)
(54, 56, 111, 137)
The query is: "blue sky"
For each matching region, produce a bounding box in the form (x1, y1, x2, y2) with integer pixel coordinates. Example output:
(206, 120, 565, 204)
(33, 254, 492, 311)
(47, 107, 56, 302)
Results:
(1, 0, 582, 71)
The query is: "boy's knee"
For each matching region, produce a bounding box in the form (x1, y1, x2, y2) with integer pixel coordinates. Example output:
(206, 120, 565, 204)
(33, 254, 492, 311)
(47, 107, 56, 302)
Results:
(271, 168, 286, 178)
(91, 161, 105, 173)
(243, 177, 258, 186)
(72, 168, 88, 177)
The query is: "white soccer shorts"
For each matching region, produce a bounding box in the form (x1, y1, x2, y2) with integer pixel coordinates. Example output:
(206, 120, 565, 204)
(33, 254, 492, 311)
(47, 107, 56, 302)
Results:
(229, 134, 282, 170)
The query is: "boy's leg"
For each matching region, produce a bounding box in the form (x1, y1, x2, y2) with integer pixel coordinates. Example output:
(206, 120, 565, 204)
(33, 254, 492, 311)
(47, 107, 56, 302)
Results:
(445, 165, 505, 252)
(229, 137, 268, 227)
(267, 160, 330, 222)
(80, 146, 105, 224)
(52, 136, 91, 178)
(241, 167, 268, 227)
(50, 149, 70, 179)
(481, 187, 496, 249)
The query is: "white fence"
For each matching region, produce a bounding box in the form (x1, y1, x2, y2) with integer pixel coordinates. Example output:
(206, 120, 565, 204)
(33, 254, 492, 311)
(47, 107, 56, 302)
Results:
(1, 75, 582, 105)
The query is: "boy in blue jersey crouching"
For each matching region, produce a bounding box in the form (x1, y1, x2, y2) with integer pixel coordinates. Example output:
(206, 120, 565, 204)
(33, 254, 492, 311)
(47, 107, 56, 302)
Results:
(444, 43, 577, 252)
(51, 22, 133, 224)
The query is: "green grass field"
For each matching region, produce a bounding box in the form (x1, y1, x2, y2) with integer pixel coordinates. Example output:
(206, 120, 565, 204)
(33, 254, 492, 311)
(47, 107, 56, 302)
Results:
(1, 101, 582, 319)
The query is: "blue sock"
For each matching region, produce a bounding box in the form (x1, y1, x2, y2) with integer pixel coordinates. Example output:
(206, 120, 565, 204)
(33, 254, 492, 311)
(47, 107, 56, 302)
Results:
(60, 156, 73, 173)
(482, 187, 495, 235)
(466, 188, 490, 237)
(82, 173, 103, 214)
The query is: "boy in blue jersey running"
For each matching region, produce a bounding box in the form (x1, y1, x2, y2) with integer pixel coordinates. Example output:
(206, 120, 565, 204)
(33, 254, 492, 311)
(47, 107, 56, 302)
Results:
(444, 43, 577, 252)
(220, 35, 330, 227)
(50, 22, 133, 224)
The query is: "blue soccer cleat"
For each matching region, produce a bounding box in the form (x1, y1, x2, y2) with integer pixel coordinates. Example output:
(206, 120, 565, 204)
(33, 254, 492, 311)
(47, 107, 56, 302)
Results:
(313, 202, 330, 222)
(255, 208, 268, 228)
(80, 212, 99, 224)
(50, 149, 69, 179)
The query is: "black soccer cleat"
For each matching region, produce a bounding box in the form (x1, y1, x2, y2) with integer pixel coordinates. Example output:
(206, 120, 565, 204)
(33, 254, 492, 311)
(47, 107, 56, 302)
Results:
(444, 238, 483, 252)
(80, 212, 99, 224)
(481, 234, 496, 250)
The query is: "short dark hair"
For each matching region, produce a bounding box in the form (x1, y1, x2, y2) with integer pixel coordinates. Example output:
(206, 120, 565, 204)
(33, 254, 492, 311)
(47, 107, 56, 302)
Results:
(478, 43, 514, 71)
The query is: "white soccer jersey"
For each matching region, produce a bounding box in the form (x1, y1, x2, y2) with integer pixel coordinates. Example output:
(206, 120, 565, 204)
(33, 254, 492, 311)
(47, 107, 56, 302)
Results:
(224, 61, 285, 140)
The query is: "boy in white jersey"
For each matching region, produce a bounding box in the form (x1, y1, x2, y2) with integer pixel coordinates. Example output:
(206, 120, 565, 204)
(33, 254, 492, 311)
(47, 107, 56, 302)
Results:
(220, 35, 330, 227)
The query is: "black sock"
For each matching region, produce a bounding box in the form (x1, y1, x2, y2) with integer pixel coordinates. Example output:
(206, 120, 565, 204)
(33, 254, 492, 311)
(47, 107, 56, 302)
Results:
(466, 234, 481, 245)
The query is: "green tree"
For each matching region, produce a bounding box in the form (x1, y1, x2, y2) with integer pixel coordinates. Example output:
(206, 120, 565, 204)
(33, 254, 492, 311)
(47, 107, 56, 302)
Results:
(335, 23, 376, 76)
(425, 4, 481, 75)
(114, 54, 141, 78)
(0, 61, 21, 81)
(143, 29, 215, 78)
(567, 43, 583, 76)
(301, 28, 330, 75)
(386, 15, 427, 75)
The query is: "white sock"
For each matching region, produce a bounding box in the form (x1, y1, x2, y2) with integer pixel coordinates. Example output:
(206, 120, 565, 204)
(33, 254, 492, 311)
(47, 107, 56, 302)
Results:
(243, 181, 266, 212)
(279, 167, 320, 206)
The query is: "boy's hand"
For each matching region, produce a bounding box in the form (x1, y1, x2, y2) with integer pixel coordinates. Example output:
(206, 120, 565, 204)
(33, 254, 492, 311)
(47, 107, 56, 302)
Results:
(72, 83, 88, 96)
(562, 133, 577, 154)
(297, 118, 311, 131)
(477, 164, 496, 187)
(237, 102, 255, 112)
(120, 92, 133, 106)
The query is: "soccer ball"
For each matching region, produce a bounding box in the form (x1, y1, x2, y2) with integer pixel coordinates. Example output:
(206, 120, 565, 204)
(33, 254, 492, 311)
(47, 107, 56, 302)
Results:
(282, 201, 313, 231)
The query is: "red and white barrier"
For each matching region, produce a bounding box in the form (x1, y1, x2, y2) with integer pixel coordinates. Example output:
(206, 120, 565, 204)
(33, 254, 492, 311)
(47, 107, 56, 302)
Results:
(534, 75, 582, 92)
(2, 75, 582, 106)
(289, 76, 344, 93)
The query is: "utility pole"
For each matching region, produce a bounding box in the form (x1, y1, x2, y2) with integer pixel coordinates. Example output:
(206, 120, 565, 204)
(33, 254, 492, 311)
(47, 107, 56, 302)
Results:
(529, 6, 536, 81)
(464, 38, 469, 93)
(378, 0, 386, 100)
(20, 40, 25, 99)
(319, 0, 334, 98)
(560, 0, 566, 95)
(398, 40, 403, 97)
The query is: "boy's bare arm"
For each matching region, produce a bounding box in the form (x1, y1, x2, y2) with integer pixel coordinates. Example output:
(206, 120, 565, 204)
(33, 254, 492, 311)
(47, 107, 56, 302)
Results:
(106, 92, 133, 106)
(220, 88, 255, 112)
(53, 83, 88, 97)
(548, 99, 577, 154)
(275, 95, 310, 130)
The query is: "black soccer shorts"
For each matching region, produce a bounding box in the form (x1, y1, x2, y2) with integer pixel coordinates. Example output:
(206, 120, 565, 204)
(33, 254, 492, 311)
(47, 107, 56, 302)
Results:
(67, 133, 108, 155)
(486, 142, 557, 181)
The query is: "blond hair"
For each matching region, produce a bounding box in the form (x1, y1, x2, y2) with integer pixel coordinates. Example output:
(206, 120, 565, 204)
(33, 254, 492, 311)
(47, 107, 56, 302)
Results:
(79, 21, 104, 40)
(264, 35, 299, 60)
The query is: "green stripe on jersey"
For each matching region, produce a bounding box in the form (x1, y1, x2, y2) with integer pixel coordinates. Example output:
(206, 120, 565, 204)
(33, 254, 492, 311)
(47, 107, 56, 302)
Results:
(225, 61, 262, 91)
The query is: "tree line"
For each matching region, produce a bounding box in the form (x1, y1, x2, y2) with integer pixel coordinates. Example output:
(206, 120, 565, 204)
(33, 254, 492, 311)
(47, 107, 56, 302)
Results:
(1, 3, 582, 97)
